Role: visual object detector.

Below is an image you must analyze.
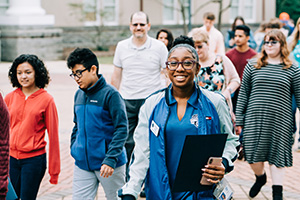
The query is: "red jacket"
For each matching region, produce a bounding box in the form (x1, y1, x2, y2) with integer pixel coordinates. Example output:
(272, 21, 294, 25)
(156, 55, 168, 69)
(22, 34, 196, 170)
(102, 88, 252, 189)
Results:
(4, 88, 60, 184)
(0, 93, 9, 200)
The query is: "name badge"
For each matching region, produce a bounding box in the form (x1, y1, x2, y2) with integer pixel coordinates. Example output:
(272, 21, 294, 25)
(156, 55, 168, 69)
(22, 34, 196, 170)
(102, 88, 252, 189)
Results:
(150, 120, 159, 137)
(213, 178, 234, 200)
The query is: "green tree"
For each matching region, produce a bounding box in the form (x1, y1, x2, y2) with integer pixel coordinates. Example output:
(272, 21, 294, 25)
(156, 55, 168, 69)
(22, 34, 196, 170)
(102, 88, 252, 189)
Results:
(276, 0, 300, 25)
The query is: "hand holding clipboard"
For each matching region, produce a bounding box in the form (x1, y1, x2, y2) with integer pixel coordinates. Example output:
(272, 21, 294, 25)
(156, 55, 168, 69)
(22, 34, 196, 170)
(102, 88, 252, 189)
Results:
(200, 157, 224, 185)
(172, 134, 228, 192)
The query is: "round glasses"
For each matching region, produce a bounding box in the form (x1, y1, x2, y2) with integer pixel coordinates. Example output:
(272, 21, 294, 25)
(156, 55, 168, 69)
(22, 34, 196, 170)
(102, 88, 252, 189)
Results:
(166, 60, 197, 71)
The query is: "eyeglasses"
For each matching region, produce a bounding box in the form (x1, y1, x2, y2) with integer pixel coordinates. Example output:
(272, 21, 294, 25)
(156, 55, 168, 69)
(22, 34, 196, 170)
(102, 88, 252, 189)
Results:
(70, 68, 88, 79)
(132, 23, 146, 27)
(166, 60, 196, 71)
(264, 41, 279, 46)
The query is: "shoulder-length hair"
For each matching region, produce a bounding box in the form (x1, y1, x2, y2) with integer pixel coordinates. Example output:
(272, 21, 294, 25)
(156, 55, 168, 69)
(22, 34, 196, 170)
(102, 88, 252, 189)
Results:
(255, 29, 292, 69)
(8, 54, 50, 88)
(288, 17, 300, 52)
(231, 16, 245, 31)
(156, 29, 174, 51)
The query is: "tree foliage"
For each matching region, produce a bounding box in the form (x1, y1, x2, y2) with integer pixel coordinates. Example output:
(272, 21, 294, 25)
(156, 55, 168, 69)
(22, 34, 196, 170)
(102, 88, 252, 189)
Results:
(276, 0, 300, 24)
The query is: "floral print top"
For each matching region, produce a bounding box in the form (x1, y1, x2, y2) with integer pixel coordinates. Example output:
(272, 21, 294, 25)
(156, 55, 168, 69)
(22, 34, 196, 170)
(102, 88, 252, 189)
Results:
(195, 58, 225, 92)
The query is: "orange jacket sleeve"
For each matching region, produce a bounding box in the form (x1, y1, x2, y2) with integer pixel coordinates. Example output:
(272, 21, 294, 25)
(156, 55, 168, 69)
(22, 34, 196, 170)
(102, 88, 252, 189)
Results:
(45, 98, 60, 184)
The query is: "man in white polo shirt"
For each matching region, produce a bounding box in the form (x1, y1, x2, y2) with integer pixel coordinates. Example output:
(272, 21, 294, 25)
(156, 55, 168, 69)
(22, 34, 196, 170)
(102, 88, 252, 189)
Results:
(111, 11, 168, 178)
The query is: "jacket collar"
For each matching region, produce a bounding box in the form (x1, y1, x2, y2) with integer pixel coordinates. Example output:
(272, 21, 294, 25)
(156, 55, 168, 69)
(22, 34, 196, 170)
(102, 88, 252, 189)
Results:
(81, 74, 106, 94)
(165, 83, 200, 108)
(16, 87, 45, 99)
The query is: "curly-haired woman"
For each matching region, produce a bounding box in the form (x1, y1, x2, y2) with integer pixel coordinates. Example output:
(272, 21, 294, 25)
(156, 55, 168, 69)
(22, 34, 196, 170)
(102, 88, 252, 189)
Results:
(236, 30, 300, 200)
(4, 54, 60, 200)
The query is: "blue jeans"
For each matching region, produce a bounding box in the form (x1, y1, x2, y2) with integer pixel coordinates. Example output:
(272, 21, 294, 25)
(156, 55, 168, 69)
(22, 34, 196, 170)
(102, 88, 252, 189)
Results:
(9, 153, 46, 200)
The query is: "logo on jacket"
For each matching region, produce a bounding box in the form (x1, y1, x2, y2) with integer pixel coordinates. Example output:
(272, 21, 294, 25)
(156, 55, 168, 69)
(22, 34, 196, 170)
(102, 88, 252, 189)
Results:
(190, 114, 198, 128)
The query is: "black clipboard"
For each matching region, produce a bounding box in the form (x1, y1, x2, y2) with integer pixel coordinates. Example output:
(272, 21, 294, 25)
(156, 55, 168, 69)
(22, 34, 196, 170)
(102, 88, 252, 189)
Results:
(172, 134, 228, 193)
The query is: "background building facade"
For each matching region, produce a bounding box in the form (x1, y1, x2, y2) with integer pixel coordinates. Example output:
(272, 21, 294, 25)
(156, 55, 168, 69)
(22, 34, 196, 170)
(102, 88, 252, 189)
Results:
(0, 0, 276, 61)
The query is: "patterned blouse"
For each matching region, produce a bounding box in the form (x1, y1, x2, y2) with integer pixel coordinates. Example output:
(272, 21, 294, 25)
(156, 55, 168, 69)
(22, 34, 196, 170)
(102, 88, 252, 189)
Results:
(195, 58, 225, 92)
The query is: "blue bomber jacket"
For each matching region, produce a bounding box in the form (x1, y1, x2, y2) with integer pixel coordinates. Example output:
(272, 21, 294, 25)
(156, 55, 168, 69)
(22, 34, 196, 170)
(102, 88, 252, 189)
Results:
(119, 85, 239, 199)
(70, 75, 128, 171)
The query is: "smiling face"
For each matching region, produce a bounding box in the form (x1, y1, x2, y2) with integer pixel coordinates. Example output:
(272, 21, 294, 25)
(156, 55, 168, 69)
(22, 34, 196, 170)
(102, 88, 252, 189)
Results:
(16, 62, 36, 90)
(264, 36, 281, 58)
(130, 13, 150, 39)
(167, 47, 199, 90)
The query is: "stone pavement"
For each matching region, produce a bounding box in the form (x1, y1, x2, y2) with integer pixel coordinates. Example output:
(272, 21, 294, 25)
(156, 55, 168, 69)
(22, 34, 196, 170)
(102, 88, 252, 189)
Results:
(1, 61, 300, 200)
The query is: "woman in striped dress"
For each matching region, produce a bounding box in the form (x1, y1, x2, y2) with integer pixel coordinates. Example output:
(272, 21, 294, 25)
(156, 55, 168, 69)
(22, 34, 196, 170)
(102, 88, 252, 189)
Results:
(236, 30, 300, 200)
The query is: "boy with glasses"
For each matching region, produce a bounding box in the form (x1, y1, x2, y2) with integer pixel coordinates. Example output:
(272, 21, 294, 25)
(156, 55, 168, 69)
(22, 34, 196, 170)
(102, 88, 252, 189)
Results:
(67, 48, 128, 200)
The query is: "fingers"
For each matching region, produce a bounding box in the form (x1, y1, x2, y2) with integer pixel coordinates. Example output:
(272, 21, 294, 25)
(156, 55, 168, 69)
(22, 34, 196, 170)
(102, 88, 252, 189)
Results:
(236, 126, 242, 135)
(100, 164, 114, 178)
(202, 165, 225, 184)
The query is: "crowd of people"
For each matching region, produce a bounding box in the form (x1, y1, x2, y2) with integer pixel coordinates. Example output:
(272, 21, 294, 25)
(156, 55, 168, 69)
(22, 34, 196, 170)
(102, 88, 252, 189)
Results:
(0, 10, 299, 200)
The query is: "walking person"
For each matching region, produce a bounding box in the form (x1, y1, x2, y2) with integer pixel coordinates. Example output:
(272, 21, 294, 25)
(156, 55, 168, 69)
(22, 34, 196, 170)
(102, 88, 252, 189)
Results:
(198, 12, 225, 55)
(118, 35, 239, 200)
(226, 25, 257, 113)
(111, 11, 168, 178)
(4, 54, 61, 200)
(0, 93, 9, 200)
(236, 30, 300, 200)
(188, 29, 240, 121)
(226, 25, 257, 160)
(67, 48, 128, 200)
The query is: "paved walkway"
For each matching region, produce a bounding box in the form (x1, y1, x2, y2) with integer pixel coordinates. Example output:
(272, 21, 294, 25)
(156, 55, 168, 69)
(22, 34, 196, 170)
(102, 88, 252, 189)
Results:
(1, 61, 300, 200)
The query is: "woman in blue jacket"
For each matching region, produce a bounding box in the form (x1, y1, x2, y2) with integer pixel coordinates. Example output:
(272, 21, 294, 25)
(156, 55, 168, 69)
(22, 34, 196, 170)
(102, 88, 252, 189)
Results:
(119, 36, 239, 200)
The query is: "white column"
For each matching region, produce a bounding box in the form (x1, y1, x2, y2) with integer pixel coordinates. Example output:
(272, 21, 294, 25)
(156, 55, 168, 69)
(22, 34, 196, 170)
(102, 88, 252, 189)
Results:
(0, 0, 54, 26)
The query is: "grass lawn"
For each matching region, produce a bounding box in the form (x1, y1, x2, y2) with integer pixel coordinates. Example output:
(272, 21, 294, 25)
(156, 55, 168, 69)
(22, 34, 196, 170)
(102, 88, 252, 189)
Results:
(98, 56, 113, 64)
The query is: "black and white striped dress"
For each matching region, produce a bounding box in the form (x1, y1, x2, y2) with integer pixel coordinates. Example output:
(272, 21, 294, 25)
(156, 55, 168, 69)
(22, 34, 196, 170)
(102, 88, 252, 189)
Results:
(236, 61, 300, 167)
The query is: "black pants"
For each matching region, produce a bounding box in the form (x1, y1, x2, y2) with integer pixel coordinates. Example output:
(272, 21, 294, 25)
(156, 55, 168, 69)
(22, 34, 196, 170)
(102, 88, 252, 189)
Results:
(124, 99, 145, 179)
(10, 153, 46, 200)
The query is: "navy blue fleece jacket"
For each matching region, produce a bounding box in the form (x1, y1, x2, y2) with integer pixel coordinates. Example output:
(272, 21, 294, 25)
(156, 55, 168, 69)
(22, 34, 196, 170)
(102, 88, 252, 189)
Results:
(70, 75, 128, 171)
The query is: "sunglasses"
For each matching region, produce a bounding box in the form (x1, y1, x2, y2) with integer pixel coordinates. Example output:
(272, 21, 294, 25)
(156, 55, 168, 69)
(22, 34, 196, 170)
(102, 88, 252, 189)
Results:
(132, 23, 146, 27)
(195, 45, 203, 49)
(263, 41, 279, 46)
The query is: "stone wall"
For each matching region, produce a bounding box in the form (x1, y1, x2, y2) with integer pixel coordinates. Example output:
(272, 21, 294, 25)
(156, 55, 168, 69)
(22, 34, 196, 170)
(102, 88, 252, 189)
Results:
(0, 26, 63, 61)
(0, 24, 260, 61)
(61, 23, 259, 55)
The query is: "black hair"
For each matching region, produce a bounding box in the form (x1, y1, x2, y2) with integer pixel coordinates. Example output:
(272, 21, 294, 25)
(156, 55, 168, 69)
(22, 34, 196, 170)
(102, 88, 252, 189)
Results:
(8, 54, 50, 88)
(235, 25, 250, 36)
(67, 48, 99, 74)
(172, 35, 195, 48)
(156, 29, 174, 51)
(169, 35, 199, 67)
